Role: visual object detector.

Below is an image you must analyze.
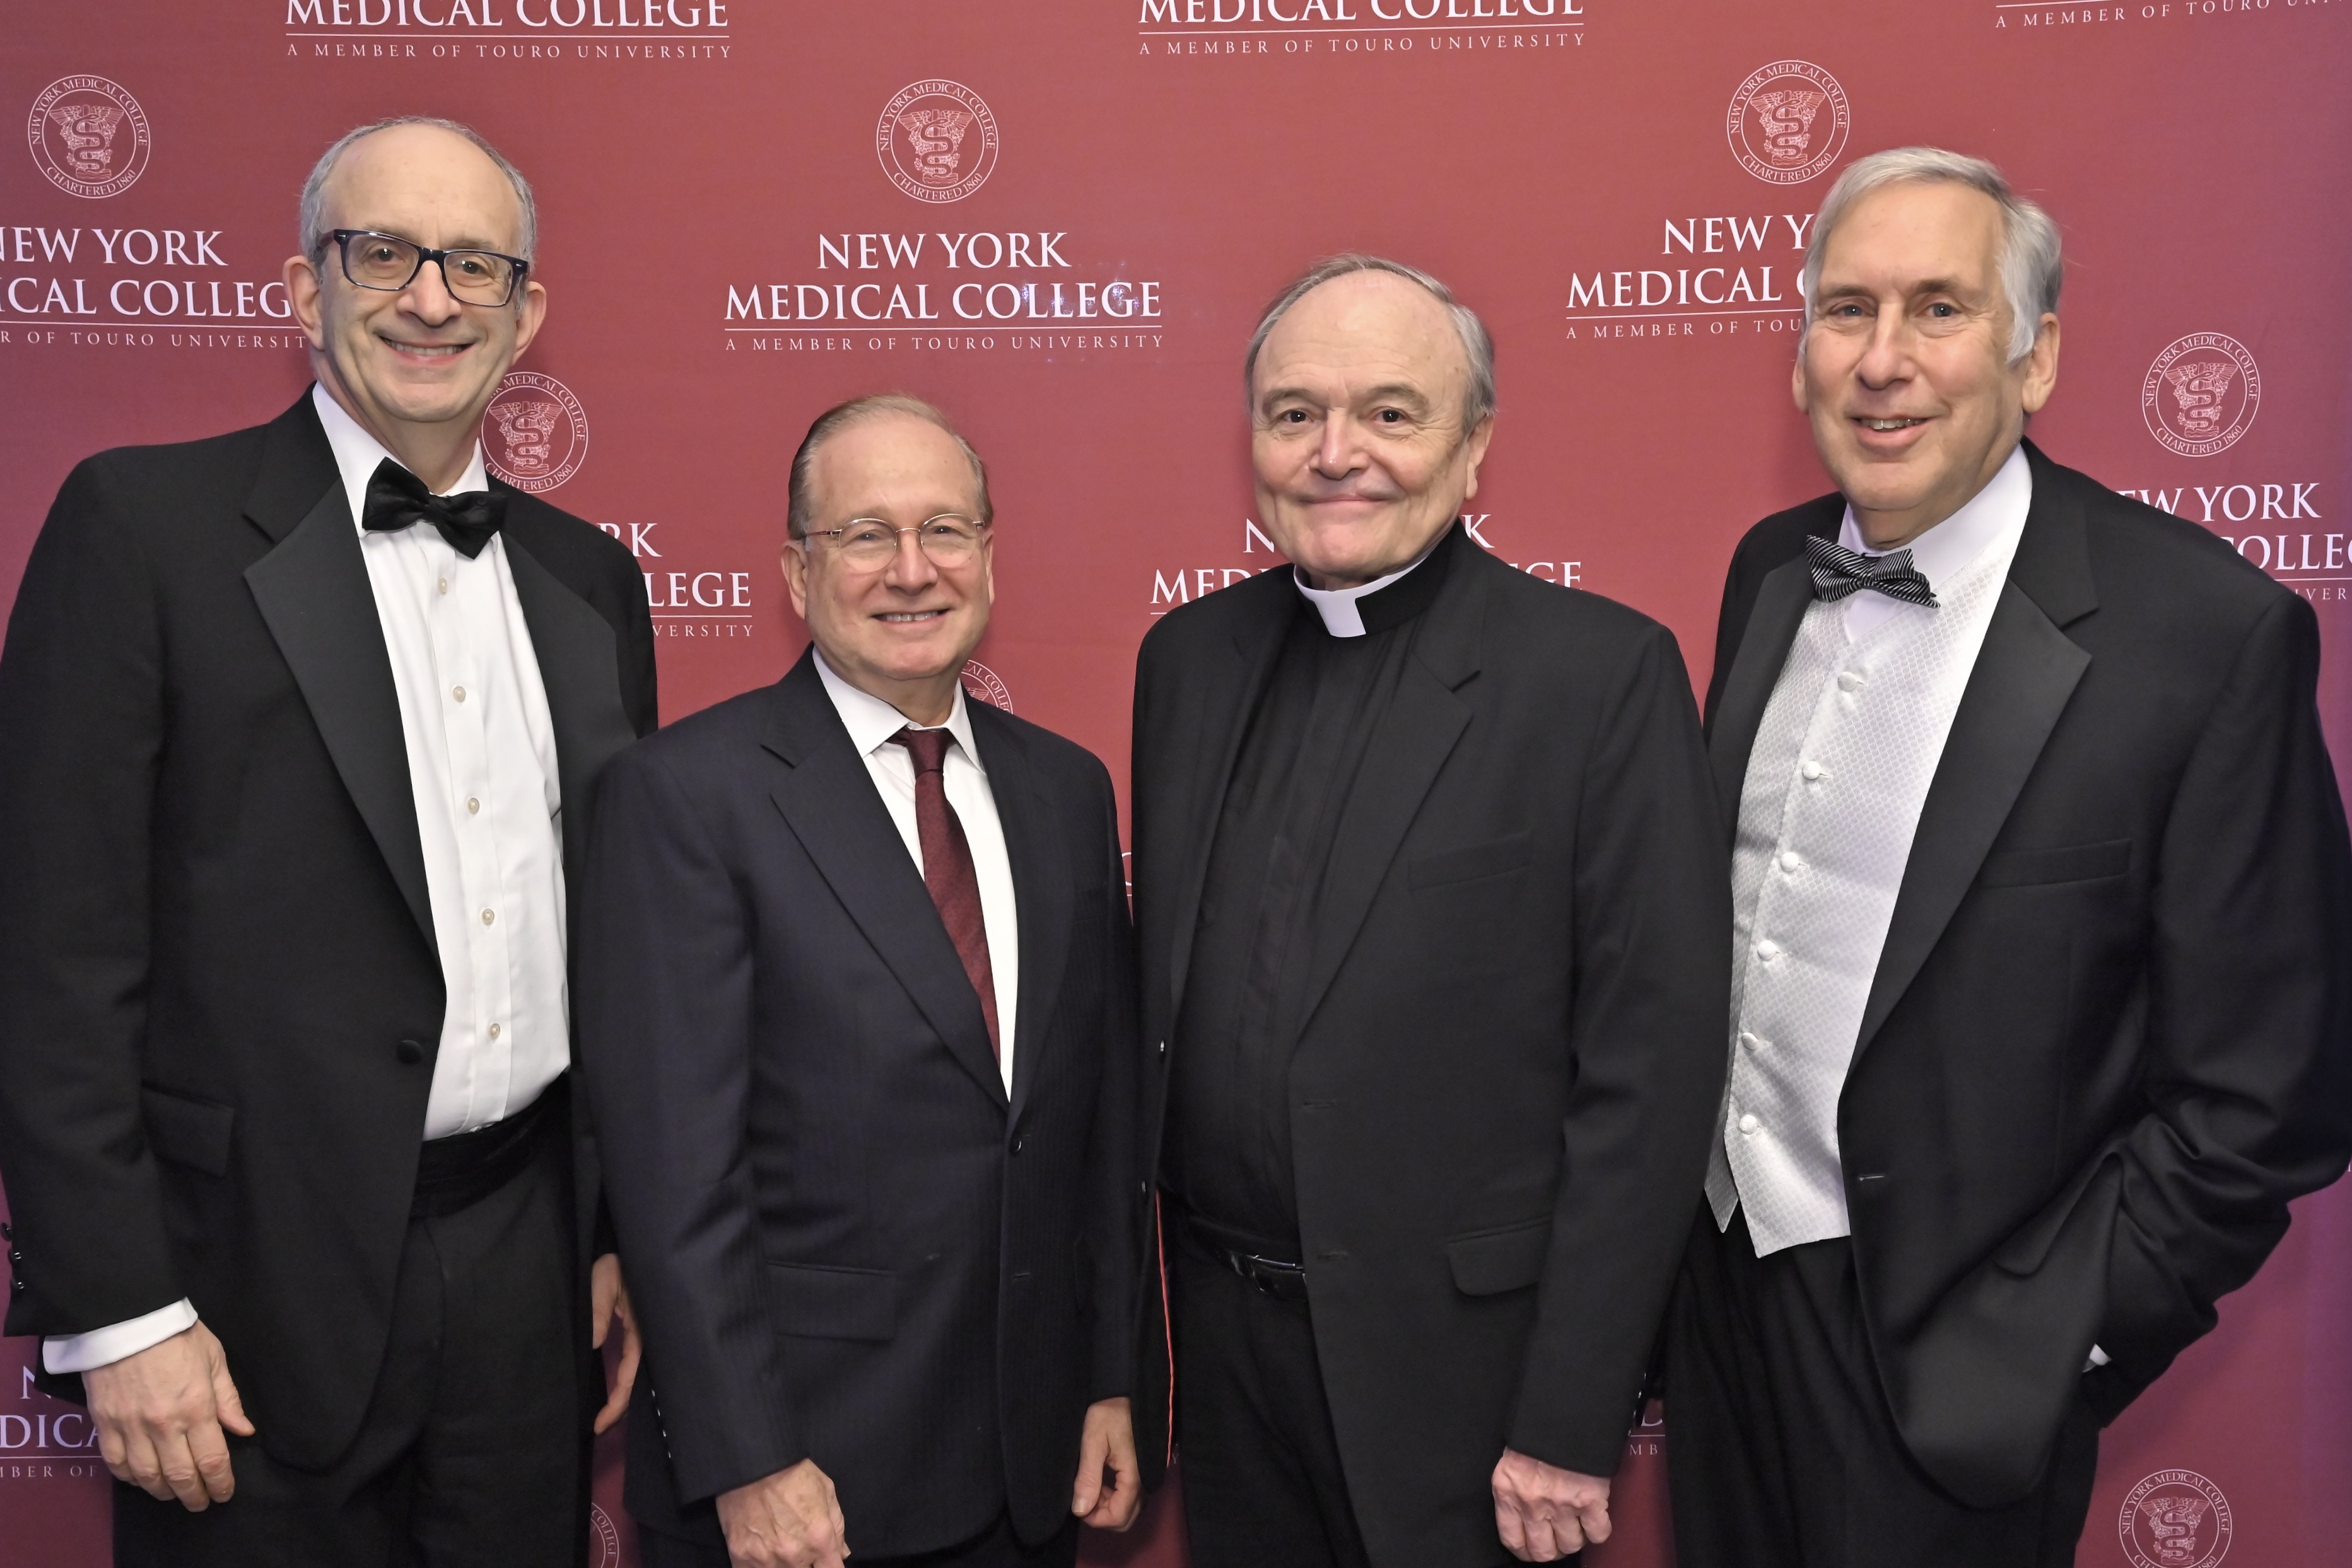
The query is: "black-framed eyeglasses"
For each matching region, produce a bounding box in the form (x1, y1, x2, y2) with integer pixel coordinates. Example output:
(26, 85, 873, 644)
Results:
(325, 230, 530, 307)
(797, 514, 990, 571)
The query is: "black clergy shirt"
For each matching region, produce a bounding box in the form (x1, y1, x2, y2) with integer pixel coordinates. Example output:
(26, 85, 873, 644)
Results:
(1163, 526, 1461, 1255)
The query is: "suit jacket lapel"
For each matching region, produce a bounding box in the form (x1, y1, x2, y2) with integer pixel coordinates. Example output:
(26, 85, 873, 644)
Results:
(1854, 445, 2098, 1056)
(972, 706, 1073, 1118)
(1289, 551, 1485, 1042)
(1163, 584, 1292, 1020)
(763, 654, 1007, 1109)
(242, 399, 435, 948)
(503, 525, 640, 899)
(1709, 544, 1831, 845)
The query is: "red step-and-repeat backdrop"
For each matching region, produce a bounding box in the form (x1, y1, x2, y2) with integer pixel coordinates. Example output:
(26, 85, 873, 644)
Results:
(4, 2, 2349, 1564)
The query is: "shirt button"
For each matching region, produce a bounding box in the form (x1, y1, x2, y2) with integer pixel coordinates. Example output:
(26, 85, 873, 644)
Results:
(438, 577, 449, 595)
(488, 1023, 501, 1040)
(1800, 759, 1826, 781)
(1756, 940, 1781, 962)
(1739, 1031, 1764, 1051)
(1837, 671, 1865, 693)
(1779, 850, 1803, 873)
(466, 797, 481, 814)
(481, 908, 496, 925)
(1738, 1114, 1761, 1136)
(452, 686, 467, 703)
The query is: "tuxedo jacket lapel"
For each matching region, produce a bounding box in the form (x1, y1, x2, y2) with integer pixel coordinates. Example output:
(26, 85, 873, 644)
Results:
(1707, 558, 1817, 843)
(241, 401, 435, 949)
(973, 706, 1073, 1118)
(1856, 443, 2098, 1058)
(762, 656, 1007, 1109)
(504, 527, 640, 898)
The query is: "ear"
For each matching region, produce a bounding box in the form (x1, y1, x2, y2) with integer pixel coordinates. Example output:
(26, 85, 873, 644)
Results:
(1789, 341, 1811, 416)
(2018, 313, 2061, 416)
(1460, 415, 1495, 501)
(284, 251, 327, 353)
(780, 541, 810, 621)
(509, 276, 549, 363)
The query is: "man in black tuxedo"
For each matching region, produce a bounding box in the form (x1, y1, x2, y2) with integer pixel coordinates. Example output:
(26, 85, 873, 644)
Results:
(1128, 255, 1729, 1566)
(0, 119, 653, 1564)
(1668, 148, 2352, 1568)
(579, 395, 1142, 1568)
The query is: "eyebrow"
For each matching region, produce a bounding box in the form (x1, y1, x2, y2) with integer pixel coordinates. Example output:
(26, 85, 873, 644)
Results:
(1257, 380, 1436, 413)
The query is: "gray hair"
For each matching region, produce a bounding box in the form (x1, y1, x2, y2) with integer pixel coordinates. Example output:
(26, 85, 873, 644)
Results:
(1801, 147, 2062, 363)
(787, 394, 993, 539)
(1244, 254, 1497, 428)
(299, 116, 539, 265)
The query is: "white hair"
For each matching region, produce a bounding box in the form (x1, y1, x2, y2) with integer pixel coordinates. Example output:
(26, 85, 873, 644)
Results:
(1801, 146, 2062, 363)
(298, 116, 537, 264)
(1244, 253, 1497, 427)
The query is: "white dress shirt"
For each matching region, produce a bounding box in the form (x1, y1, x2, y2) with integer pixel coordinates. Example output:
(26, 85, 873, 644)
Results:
(44, 385, 571, 1374)
(1705, 445, 2032, 1258)
(814, 650, 1022, 1094)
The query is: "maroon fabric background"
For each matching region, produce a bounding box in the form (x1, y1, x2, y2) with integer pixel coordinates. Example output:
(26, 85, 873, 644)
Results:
(4, 3, 2348, 1565)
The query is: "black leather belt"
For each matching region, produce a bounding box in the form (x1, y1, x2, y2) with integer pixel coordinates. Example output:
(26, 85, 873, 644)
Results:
(412, 1074, 565, 1220)
(1179, 1205, 1310, 1304)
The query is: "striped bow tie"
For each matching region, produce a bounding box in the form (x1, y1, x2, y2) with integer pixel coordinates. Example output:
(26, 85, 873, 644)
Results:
(1804, 535, 1938, 607)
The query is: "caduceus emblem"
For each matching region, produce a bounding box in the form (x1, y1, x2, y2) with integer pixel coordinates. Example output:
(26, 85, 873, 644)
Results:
(898, 108, 973, 186)
(489, 397, 564, 474)
(2136, 1494, 2210, 1567)
(2163, 361, 2238, 438)
(47, 102, 126, 178)
(1748, 91, 1825, 165)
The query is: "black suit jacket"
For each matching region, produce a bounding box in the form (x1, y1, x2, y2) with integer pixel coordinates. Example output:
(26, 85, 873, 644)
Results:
(1131, 530, 1730, 1564)
(0, 393, 657, 1466)
(1702, 442, 2352, 1507)
(578, 648, 1140, 1557)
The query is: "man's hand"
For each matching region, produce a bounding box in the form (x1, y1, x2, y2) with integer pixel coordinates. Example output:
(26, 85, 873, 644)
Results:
(589, 1252, 641, 1436)
(83, 1321, 254, 1511)
(1492, 1448, 1612, 1561)
(1070, 1395, 1141, 1531)
(718, 1458, 848, 1568)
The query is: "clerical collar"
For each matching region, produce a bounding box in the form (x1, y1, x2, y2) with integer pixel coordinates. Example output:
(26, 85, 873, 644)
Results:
(1292, 522, 1460, 638)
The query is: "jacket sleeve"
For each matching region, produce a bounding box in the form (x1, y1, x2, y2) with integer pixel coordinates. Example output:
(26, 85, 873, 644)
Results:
(576, 742, 797, 1502)
(0, 459, 185, 1340)
(2090, 589, 2352, 1414)
(1082, 758, 1143, 1403)
(1506, 622, 1733, 1475)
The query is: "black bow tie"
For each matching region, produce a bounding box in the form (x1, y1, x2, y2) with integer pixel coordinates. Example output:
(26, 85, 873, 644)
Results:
(361, 458, 507, 559)
(1804, 534, 1938, 608)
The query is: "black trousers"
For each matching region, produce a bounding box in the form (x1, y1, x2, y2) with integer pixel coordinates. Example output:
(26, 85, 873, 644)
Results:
(113, 1106, 585, 1567)
(637, 1511, 1077, 1568)
(1169, 1220, 1374, 1568)
(1665, 1205, 2099, 1568)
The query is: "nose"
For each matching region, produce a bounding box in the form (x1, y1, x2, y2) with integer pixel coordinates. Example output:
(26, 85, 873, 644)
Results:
(399, 255, 464, 326)
(1854, 310, 1913, 390)
(1311, 409, 1366, 480)
(881, 527, 940, 590)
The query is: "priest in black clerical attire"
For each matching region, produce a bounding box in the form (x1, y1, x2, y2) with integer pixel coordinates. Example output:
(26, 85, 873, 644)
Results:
(1128, 255, 1729, 1568)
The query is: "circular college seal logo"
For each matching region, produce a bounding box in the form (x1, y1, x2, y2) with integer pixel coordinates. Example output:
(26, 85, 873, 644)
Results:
(2141, 334, 2261, 457)
(877, 80, 1000, 204)
(959, 660, 1013, 713)
(483, 372, 588, 493)
(2119, 1470, 2233, 1568)
(1726, 61, 1850, 185)
(27, 76, 151, 199)
(588, 1504, 622, 1568)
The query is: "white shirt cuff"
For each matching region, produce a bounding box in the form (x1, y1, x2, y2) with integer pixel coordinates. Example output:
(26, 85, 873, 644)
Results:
(42, 1299, 199, 1374)
(2085, 1343, 2111, 1372)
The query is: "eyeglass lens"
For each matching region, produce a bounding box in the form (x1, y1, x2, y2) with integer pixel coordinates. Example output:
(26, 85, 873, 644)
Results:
(342, 234, 518, 304)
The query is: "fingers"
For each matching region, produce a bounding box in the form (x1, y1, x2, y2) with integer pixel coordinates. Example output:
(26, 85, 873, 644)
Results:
(209, 1355, 255, 1439)
(590, 1253, 621, 1350)
(1495, 1491, 1530, 1559)
(155, 1423, 219, 1511)
(1581, 1494, 1614, 1545)
(187, 1416, 237, 1505)
(1070, 1424, 1108, 1516)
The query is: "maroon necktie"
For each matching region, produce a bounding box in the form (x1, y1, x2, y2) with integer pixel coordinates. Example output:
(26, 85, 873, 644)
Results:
(889, 727, 1000, 1058)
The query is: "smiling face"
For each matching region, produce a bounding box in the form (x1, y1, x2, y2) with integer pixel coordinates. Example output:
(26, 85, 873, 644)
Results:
(781, 411, 994, 725)
(286, 124, 546, 484)
(1250, 271, 1493, 590)
(1795, 178, 2059, 549)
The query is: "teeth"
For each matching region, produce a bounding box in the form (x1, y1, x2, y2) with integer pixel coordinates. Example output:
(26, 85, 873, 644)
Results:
(1864, 418, 1924, 431)
(880, 611, 942, 622)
